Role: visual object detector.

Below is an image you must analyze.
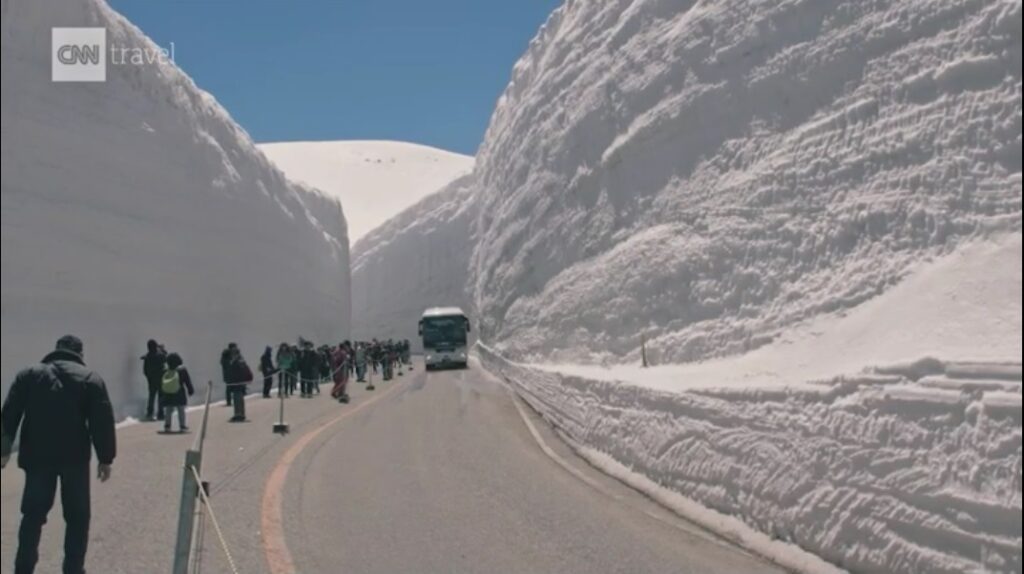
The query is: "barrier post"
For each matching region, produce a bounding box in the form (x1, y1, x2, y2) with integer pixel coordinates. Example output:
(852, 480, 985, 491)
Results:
(641, 334, 649, 369)
(172, 382, 213, 574)
(273, 373, 290, 435)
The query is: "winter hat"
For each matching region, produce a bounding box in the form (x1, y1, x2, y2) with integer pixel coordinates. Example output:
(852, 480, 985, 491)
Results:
(56, 335, 84, 355)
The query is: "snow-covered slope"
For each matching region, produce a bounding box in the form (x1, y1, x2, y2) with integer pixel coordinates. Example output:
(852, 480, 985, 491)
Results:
(1, 0, 350, 419)
(470, 0, 1022, 364)
(350, 175, 477, 346)
(259, 140, 474, 242)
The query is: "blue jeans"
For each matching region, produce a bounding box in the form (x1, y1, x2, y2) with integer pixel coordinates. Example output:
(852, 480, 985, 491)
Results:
(163, 406, 187, 431)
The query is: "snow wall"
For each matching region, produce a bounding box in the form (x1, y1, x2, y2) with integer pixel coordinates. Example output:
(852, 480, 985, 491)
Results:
(351, 175, 476, 348)
(470, 0, 1022, 364)
(481, 345, 1021, 574)
(1, 0, 351, 420)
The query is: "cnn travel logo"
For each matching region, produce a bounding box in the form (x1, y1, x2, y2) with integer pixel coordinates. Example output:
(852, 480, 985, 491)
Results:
(52, 27, 175, 83)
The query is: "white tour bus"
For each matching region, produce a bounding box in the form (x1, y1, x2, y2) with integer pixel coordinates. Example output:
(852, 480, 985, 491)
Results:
(419, 307, 471, 370)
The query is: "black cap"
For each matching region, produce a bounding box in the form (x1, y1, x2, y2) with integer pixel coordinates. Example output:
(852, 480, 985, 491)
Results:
(56, 335, 84, 355)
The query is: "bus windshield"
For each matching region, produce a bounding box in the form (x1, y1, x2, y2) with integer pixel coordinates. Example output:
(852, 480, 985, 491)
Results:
(421, 316, 468, 348)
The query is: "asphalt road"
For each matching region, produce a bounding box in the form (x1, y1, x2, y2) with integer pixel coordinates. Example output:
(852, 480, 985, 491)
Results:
(2, 360, 785, 574)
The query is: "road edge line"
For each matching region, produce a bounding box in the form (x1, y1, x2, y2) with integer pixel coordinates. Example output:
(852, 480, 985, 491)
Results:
(261, 380, 407, 574)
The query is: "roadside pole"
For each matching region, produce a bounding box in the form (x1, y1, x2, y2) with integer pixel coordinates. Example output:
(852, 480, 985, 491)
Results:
(172, 382, 213, 574)
(273, 372, 290, 435)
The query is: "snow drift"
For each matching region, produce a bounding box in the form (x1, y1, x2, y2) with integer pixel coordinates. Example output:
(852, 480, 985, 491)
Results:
(469, 0, 1022, 364)
(1, 0, 350, 420)
(350, 175, 477, 346)
(479, 233, 1021, 574)
(483, 345, 1022, 574)
(259, 140, 474, 242)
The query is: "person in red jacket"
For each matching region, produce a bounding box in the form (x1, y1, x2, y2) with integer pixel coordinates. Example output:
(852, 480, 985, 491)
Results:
(330, 342, 351, 404)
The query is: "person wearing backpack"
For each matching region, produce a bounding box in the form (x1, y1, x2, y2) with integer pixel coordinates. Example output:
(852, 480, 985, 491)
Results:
(160, 353, 195, 433)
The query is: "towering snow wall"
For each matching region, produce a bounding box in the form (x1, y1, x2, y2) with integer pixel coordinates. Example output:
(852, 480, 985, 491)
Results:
(351, 175, 477, 347)
(470, 0, 1022, 364)
(1, 0, 351, 419)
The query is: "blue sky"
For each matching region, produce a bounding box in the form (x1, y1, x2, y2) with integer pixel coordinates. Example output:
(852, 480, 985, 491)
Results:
(109, 1, 562, 156)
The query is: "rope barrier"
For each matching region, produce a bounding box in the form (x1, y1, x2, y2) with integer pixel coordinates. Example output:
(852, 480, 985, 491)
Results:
(189, 465, 240, 574)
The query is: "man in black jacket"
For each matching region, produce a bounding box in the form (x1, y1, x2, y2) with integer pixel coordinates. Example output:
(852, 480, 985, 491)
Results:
(222, 344, 253, 422)
(141, 339, 166, 421)
(1, 335, 117, 574)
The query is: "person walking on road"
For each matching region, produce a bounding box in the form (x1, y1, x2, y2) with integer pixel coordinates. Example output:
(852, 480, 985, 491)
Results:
(222, 344, 253, 422)
(1, 335, 117, 574)
(330, 342, 351, 404)
(260, 346, 276, 399)
(159, 353, 195, 433)
(141, 339, 167, 421)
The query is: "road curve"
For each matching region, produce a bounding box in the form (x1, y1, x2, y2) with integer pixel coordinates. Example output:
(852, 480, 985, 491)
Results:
(275, 362, 785, 574)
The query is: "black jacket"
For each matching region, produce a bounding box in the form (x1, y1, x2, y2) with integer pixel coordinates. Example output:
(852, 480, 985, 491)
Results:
(159, 366, 196, 407)
(142, 349, 167, 383)
(298, 349, 319, 379)
(223, 356, 253, 387)
(260, 353, 276, 377)
(1, 350, 117, 470)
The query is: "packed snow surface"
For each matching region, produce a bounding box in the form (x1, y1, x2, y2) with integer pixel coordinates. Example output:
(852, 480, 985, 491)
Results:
(259, 140, 473, 242)
(1, 0, 350, 419)
(469, 0, 1022, 364)
(542, 234, 1022, 390)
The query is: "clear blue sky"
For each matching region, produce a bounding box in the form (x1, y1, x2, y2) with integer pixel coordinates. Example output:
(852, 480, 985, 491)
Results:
(108, 1, 562, 156)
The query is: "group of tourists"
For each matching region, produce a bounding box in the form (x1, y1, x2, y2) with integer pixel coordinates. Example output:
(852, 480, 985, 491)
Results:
(0, 333, 416, 574)
(141, 339, 197, 432)
(138, 337, 416, 430)
(262, 338, 414, 405)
